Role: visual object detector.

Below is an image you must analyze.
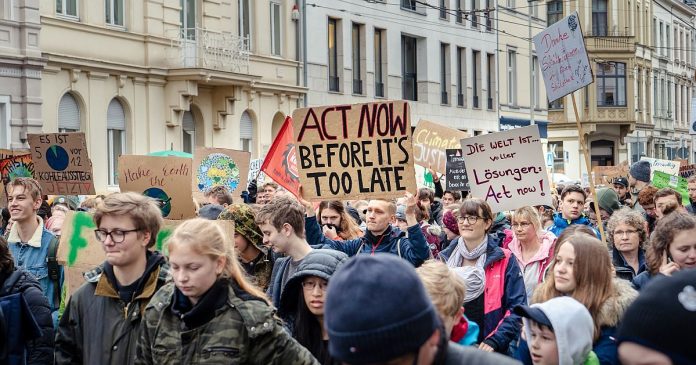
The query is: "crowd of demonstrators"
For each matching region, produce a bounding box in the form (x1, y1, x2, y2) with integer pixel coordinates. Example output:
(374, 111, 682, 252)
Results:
(612, 177, 632, 207)
(637, 185, 658, 233)
(606, 208, 648, 282)
(317, 201, 363, 241)
(627, 160, 652, 212)
(548, 185, 600, 239)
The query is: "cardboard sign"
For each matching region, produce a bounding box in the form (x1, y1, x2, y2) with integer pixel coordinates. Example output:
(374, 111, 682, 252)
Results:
(680, 164, 696, 179)
(533, 11, 593, 103)
(652, 171, 689, 205)
(193, 147, 250, 197)
(413, 120, 469, 174)
(592, 164, 629, 185)
(640, 157, 680, 178)
(0, 154, 34, 181)
(460, 125, 551, 212)
(445, 149, 469, 191)
(118, 155, 196, 219)
(292, 100, 417, 200)
(27, 133, 95, 195)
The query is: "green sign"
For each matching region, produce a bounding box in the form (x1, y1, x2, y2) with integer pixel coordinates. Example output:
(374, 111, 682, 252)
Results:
(651, 171, 689, 205)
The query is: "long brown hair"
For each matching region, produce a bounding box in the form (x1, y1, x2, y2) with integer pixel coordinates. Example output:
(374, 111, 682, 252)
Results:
(647, 212, 696, 274)
(533, 233, 614, 339)
(318, 201, 363, 240)
(0, 236, 14, 273)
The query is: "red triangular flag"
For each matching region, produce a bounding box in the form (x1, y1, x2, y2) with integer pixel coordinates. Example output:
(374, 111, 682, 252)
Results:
(261, 116, 300, 197)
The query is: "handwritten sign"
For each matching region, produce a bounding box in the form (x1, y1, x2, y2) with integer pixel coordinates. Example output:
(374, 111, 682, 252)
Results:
(592, 164, 629, 185)
(445, 149, 469, 191)
(640, 157, 680, 179)
(118, 155, 196, 219)
(27, 132, 95, 195)
(193, 147, 250, 197)
(248, 158, 266, 185)
(460, 125, 551, 212)
(680, 164, 696, 179)
(413, 120, 469, 174)
(0, 154, 34, 181)
(651, 171, 689, 205)
(292, 100, 417, 200)
(533, 11, 593, 103)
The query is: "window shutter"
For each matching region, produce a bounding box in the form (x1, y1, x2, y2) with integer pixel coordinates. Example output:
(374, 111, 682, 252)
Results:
(183, 111, 195, 131)
(240, 111, 253, 139)
(106, 99, 126, 130)
(58, 93, 81, 131)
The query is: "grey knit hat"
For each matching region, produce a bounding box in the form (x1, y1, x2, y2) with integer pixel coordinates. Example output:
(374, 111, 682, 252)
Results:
(629, 160, 651, 183)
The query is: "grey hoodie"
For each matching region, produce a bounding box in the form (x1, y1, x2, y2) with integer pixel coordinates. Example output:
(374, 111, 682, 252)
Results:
(523, 297, 594, 365)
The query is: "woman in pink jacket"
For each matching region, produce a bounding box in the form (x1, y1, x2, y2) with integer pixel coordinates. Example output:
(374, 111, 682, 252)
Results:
(507, 206, 557, 302)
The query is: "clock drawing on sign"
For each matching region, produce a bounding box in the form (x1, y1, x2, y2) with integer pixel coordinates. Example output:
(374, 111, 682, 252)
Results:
(46, 145, 70, 171)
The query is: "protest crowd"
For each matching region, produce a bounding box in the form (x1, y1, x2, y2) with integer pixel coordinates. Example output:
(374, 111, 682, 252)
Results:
(0, 100, 696, 365)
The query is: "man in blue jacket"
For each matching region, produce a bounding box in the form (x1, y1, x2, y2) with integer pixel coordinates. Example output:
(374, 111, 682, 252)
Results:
(301, 191, 430, 267)
(548, 185, 600, 239)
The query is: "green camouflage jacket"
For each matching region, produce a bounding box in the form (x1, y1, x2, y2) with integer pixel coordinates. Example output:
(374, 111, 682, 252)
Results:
(135, 281, 319, 365)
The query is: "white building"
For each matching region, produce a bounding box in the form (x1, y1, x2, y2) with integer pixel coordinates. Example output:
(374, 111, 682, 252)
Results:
(303, 0, 499, 134)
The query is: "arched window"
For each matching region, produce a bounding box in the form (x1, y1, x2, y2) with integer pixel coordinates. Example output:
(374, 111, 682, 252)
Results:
(182, 111, 196, 153)
(107, 98, 126, 185)
(58, 93, 81, 132)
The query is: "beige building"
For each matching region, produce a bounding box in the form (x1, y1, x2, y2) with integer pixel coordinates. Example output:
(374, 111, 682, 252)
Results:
(31, 0, 304, 190)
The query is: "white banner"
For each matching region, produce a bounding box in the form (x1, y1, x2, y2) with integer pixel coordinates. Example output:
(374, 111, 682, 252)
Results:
(640, 157, 680, 178)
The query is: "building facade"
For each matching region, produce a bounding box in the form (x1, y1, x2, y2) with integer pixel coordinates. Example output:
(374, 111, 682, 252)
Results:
(545, 0, 653, 180)
(14, 0, 305, 190)
(303, 0, 499, 135)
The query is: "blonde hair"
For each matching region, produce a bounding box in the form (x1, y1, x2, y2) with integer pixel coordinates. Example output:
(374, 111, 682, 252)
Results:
(167, 218, 269, 304)
(416, 260, 466, 319)
(512, 206, 542, 234)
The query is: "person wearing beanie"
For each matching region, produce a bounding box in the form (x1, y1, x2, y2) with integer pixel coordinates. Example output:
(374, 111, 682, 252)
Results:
(325, 254, 521, 365)
(628, 160, 651, 211)
(218, 204, 273, 291)
(514, 297, 598, 365)
(278, 249, 348, 365)
(618, 269, 696, 365)
(588, 188, 621, 231)
(197, 203, 224, 220)
(612, 177, 632, 206)
(440, 209, 460, 252)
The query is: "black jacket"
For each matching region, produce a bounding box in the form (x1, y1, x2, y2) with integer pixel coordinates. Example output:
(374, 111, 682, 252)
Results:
(0, 268, 54, 365)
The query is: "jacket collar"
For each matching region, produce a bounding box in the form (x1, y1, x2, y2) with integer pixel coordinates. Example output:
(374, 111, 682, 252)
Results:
(552, 212, 591, 228)
(93, 251, 168, 300)
(172, 279, 229, 330)
(508, 231, 556, 266)
(439, 234, 504, 268)
(8, 216, 44, 248)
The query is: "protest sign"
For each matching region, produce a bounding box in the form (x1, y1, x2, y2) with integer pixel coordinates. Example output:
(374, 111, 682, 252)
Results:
(461, 125, 551, 212)
(118, 155, 196, 219)
(413, 120, 468, 174)
(592, 164, 629, 185)
(248, 158, 266, 185)
(27, 132, 95, 195)
(193, 147, 250, 198)
(262, 116, 300, 197)
(533, 11, 593, 103)
(680, 164, 696, 179)
(651, 171, 689, 205)
(57, 211, 234, 296)
(292, 101, 417, 200)
(0, 154, 33, 181)
(640, 157, 680, 178)
(445, 149, 469, 191)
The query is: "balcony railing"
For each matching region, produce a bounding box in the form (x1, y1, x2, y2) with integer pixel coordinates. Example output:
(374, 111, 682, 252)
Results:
(167, 28, 249, 73)
(585, 30, 634, 52)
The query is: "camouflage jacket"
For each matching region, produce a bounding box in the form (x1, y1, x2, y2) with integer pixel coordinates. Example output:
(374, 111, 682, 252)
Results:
(135, 281, 319, 365)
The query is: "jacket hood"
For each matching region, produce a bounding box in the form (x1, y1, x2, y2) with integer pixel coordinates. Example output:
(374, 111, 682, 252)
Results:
(552, 212, 592, 229)
(508, 230, 556, 265)
(522, 297, 594, 365)
(85, 251, 169, 299)
(278, 249, 348, 318)
(0, 268, 42, 296)
(597, 278, 638, 328)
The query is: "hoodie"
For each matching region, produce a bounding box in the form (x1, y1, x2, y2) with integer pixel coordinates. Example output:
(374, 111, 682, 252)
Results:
(507, 230, 557, 302)
(522, 297, 596, 365)
(547, 213, 600, 239)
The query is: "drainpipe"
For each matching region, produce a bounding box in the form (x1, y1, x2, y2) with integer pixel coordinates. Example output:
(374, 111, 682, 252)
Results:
(495, 0, 500, 131)
(302, 0, 308, 106)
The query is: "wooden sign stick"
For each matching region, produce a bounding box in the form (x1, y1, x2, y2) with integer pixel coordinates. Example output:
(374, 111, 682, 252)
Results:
(571, 93, 606, 244)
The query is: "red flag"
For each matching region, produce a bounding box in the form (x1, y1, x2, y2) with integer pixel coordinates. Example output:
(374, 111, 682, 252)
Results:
(261, 116, 300, 197)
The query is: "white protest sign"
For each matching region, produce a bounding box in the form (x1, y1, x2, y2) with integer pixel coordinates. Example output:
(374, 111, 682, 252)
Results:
(248, 158, 266, 185)
(533, 11, 593, 103)
(640, 157, 680, 178)
(461, 125, 552, 212)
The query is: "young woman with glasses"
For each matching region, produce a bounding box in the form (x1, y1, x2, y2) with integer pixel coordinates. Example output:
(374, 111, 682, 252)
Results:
(278, 249, 348, 365)
(606, 208, 648, 282)
(437, 198, 526, 354)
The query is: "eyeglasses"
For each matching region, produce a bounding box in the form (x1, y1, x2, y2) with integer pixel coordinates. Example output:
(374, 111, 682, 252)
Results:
(457, 216, 482, 225)
(94, 229, 140, 243)
(301, 280, 328, 291)
(512, 222, 532, 229)
(613, 229, 638, 237)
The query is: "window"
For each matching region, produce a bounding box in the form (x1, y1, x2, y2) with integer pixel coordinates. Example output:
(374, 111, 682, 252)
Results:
(659, 22, 664, 55)
(270, 1, 281, 56)
(532, 55, 539, 108)
(441, 43, 450, 105)
(653, 18, 657, 51)
(328, 18, 340, 92)
(549, 98, 563, 110)
(456, 47, 466, 107)
(592, 0, 607, 36)
(507, 50, 517, 106)
(402, 35, 418, 101)
(0, 96, 9, 148)
(596, 62, 626, 107)
(352, 23, 363, 95)
(653, 75, 658, 115)
(107, 99, 126, 186)
(240, 111, 253, 154)
(58, 93, 80, 132)
(105, 0, 123, 26)
(666, 25, 671, 57)
(239, 0, 251, 48)
(637, 68, 642, 111)
(456, 0, 464, 24)
(180, 0, 196, 39)
(439, 0, 448, 19)
(531, 1, 538, 18)
(485, 0, 492, 31)
(374, 29, 385, 97)
(471, 0, 478, 29)
(668, 80, 672, 118)
(473, 50, 480, 108)
(487, 53, 495, 110)
(401, 0, 416, 11)
(56, 0, 78, 17)
(547, 0, 563, 26)
(182, 111, 196, 154)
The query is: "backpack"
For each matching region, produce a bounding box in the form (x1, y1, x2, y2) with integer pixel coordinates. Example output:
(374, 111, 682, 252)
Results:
(0, 292, 42, 365)
(46, 236, 61, 309)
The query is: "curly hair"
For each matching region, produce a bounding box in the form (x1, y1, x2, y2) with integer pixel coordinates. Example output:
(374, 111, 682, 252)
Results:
(637, 185, 658, 207)
(606, 207, 648, 249)
(647, 212, 696, 274)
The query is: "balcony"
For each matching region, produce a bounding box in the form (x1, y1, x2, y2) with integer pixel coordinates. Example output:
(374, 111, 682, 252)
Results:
(167, 28, 249, 73)
(584, 31, 635, 54)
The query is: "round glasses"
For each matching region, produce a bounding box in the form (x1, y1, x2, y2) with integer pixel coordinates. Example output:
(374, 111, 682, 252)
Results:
(457, 216, 482, 225)
(94, 229, 140, 243)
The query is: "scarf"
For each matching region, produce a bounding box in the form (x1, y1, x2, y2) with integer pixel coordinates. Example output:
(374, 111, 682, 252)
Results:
(446, 236, 487, 302)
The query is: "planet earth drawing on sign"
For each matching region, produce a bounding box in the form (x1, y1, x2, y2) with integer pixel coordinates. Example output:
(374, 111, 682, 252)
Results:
(143, 187, 172, 217)
(46, 145, 70, 171)
(196, 153, 241, 192)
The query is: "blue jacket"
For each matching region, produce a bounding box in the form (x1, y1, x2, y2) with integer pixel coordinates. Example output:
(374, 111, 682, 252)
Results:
(267, 256, 292, 308)
(438, 235, 526, 353)
(631, 271, 656, 290)
(547, 213, 600, 239)
(305, 216, 430, 267)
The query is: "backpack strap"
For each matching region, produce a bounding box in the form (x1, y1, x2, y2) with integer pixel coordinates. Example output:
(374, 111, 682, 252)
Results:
(46, 236, 61, 308)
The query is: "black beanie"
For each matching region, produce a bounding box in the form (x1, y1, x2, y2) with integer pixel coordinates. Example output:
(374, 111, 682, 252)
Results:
(617, 269, 696, 365)
(325, 254, 440, 364)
